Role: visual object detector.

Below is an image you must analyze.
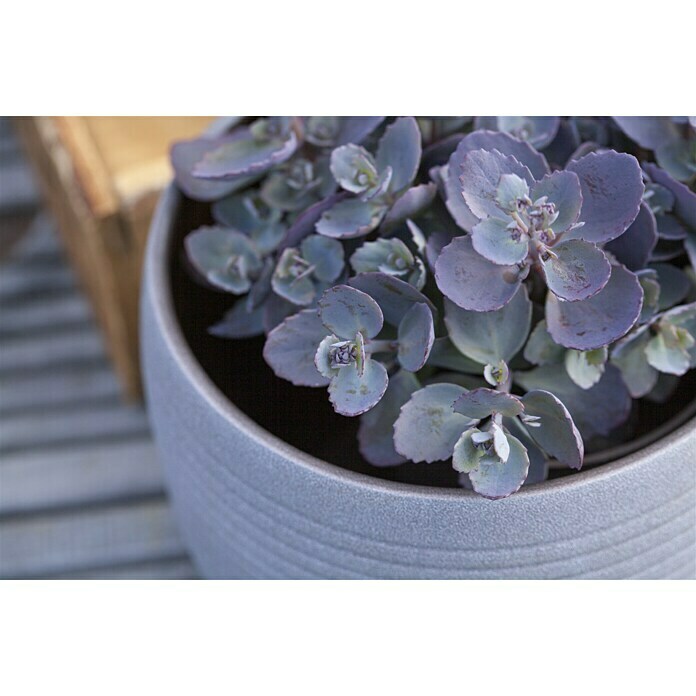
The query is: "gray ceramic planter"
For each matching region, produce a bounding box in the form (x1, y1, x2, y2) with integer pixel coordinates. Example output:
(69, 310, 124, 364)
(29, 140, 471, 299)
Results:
(142, 182, 696, 580)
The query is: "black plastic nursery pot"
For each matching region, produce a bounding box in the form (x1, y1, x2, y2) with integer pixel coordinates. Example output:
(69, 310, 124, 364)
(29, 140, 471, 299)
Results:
(141, 169, 696, 579)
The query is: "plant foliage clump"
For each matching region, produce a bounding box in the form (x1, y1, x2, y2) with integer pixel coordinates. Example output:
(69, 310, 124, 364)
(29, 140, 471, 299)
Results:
(173, 116, 696, 499)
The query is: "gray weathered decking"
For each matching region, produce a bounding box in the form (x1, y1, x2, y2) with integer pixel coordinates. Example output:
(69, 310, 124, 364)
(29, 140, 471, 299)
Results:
(0, 120, 196, 579)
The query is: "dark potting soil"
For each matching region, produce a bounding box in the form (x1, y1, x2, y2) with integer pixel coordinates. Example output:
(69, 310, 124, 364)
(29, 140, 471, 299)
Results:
(170, 197, 696, 489)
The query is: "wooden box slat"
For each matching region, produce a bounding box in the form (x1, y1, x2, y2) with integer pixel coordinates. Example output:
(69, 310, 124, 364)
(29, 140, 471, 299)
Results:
(14, 116, 213, 399)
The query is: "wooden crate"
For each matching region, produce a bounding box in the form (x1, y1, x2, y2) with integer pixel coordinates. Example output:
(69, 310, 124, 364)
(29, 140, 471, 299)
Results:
(14, 116, 213, 399)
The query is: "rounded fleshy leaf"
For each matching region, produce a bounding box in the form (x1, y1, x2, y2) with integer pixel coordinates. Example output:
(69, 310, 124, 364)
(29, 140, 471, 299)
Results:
(358, 370, 420, 467)
(651, 263, 691, 311)
(393, 384, 477, 463)
(332, 117, 385, 147)
(471, 216, 530, 265)
(636, 270, 661, 324)
(397, 303, 435, 372)
(611, 326, 658, 398)
(314, 334, 340, 379)
(604, 202, 658, 271)
(193, 124, 298, 180)
(515, 364, 631, 439)
(643, 163, 696, 229)
(271, 248, 316, 306)
(435, 236, 522, 312)
(612, 117, 679, 150)
(541, 240, 611, 302)
(375, 117, 421, 194)
(564, 347, 607, 390)
(280, 193, 347, 250)
(316, 197, 386, 239)
(330, 144, 379, 194)
(565, 151, 644, 243)
(468, 435, 530, 500)
(452, 388, 524, 420)
(300, 235, 344, 283)
(656, 214, 688, 241)
(262, 309, 330, 387)
(459, 149, 534, 221)
(328, 358, 389, 417)
(521, 390, 584, 470)
(530, 170, 583, 234)
(451, 130, 550, 183)
(171, 134, 254, 202)
(444, 284, 532, 364)
(524, 320, 565, 366)
(185, 226, 262, 294)
(645, 331, 691, 376)
(443, 162, 480, 232)
(546, 263, 643, 350)
(426, 338, 484, 374)
(318, 285, 383, 339)
(452, 428, 483, 474)
(209, 301, 265, 340)
(349, 272, 436, 326)
(542, 119, 581, 169)
(382, 183, 437, 229)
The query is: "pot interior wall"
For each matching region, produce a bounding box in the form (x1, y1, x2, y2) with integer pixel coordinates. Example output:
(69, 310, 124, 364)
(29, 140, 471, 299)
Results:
(169, 198, 696, 489)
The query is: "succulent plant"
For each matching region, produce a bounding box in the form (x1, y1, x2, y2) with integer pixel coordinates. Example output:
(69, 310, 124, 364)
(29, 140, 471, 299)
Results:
(173, 116, 696, 500)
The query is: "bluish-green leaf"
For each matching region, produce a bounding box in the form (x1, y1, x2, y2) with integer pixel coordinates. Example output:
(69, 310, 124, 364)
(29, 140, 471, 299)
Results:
(393, 384, 477, 463)
(397, 302, 435, 372)
(565, 347, 607, 390)
(300, 235, 344, 283)
(318, 285, 383, 339)
(604, 202, 658, 271)
(316, 197, 386, 239)
(452, 388, 524, 419)
(328, 358, 389, 417)
(524, 320, 565, 366)
(541, 240, 611, 302)
(471, 216, 530, 265)
(262, 309, 330, 387)
(468, 435, 530, 499)
(521, 390, 584, 469)
(611, 326, 658, 398)
(444, 283, 532, 364)
(209, 301, 265, 340)
(531, 169, 583, 234)
(376, 117, 422, 194)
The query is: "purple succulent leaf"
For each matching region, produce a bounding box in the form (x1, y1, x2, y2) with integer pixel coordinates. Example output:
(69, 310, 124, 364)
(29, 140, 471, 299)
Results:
(357, 370, 420, 467)
(281, 192, 348, 250)
(516, 364, 631, 439)
(184, 226, 262, 294)
(443, 162, 480, 232)
(333, 117, 385, 146)
(262, 294, 297, 334)
(435, 236, 522, 312)
(262, 309, 331, 387)
(459, 149, 535, 221)
(348, 272, 436, 326)
(444, 283, 532, 365)
(328, 358, 389, 417)
(397, 303, 435, 372)
(504, 417, 550, 484)
(604, 202, 658, 271)
(468, 435, 530, 500)
(564, 151, 644, 243)
(521, 390, 584, 470)
(193, 126, 298, 180)
(611, 325, 658, 398)
(316, 197, 386, 239)
(209, 301, 265, 340)
(541, 240, 611, 302)
(656, 214, 688, 240)
(452, 130, 550, 181)
(382, 183, 437, 230)
(375, 117, 422, 195)
(452, 388, 524, 420)
(612, 117, 680, 150)
(422, 133, 465, 171)
(651, 263, 691, 311)
(393, 384, 477, 463)
(317, 285, 383, 340)
(655, 141, 696, 183)
(171, 135, 255, 201)
(531, 170, 583, 234)
(471, 216, 530, 265)
(643, 163, 696, 229)
(481, 116, 561, 149)
(300, 235, 345, 283)
(546, 263, 643, 350)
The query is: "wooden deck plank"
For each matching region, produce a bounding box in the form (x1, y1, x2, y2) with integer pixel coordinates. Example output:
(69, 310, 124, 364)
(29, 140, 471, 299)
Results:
(0, 440, 164, 515)
(0, 499, 186, 578)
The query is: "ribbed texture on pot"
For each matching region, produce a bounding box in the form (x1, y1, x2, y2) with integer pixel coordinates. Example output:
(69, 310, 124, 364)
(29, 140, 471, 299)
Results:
(142, 186, 696, 580)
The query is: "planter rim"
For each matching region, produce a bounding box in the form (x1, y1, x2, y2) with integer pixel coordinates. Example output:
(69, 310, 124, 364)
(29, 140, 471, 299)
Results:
(146, 181, 696, 503)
